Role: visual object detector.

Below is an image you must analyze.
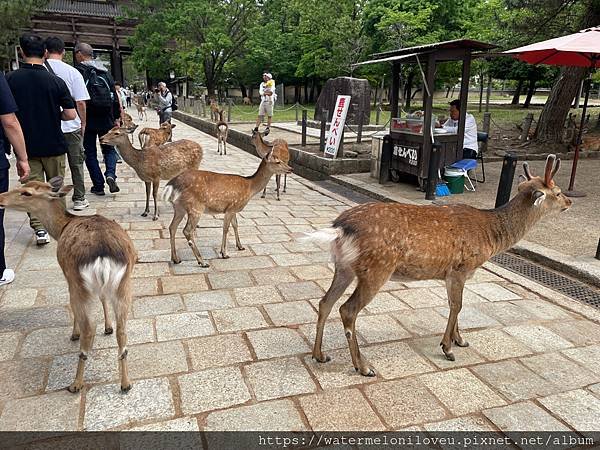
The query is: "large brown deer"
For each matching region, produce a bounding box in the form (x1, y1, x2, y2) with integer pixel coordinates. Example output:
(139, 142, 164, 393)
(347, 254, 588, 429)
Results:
(138, 122, 176, 148)
(0, 177, 137, 393)
(100, 127, 202, 220)
(216, 109, 228, 155)
(251, 129, 290, 200)
(163, 151, 292, 266)
(303, 155, 571, 376)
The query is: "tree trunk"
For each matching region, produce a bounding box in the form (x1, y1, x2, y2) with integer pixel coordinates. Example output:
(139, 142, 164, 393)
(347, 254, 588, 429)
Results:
(511, 79, 523, 105)
(309, 77, 316, 103)
(303, 80, 309, 104)
(294, 85, 300, 103)
(404, 72, 414, 110)
(239, 84, 247, 99)
(523, 78, 537, 108)
(446, 86, 451, 98)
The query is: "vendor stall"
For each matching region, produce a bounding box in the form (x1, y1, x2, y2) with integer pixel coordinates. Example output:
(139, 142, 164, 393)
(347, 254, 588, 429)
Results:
(354, 40, 495, 195)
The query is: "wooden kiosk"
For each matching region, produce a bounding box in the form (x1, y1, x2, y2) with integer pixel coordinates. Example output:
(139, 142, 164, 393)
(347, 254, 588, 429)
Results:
(356, 40, 495, 194)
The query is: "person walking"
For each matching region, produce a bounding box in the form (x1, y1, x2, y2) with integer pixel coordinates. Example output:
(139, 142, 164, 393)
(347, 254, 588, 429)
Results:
(156, 82, 172, 125)
(74, 42, 121, 195)
(0, 72, 30, 284)
(6, 33, 76, 245)
(254, 72, 276, 136)
(44, 36, 90, 211)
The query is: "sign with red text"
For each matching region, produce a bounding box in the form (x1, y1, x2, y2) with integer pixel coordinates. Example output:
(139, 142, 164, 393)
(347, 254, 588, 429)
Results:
(324, 95, 351, 158)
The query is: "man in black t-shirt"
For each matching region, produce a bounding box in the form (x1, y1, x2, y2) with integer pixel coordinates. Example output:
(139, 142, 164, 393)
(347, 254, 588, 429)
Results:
(6, 34, 76, 245)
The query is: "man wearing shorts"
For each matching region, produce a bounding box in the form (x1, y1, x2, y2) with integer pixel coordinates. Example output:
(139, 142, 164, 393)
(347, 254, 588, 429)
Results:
(254, 73, 275, 136)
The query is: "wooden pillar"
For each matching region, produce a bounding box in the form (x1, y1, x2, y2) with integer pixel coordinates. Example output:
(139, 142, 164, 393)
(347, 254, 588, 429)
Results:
(111, 46, 124, 84)
(457, 55, 471, 153)
(422, 53, 436, 184)
(390, 63, 400, 120)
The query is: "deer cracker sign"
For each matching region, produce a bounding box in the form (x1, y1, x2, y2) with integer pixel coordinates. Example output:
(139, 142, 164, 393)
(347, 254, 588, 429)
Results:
(324, 95, 351, 158)
(393, 144, 418, 166)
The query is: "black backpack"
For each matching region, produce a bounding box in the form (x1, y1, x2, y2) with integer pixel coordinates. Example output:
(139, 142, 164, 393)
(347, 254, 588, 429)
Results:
(83, 67, 113, 109)
(171, 94, 178, 111)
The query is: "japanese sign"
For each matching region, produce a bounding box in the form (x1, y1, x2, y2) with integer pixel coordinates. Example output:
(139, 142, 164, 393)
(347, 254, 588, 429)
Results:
(393, 144, 418, 166)
(324, 95, 351, 158)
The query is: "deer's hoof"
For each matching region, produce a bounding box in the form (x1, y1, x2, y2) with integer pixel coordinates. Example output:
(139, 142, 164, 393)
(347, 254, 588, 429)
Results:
(360, 367, 376, 377)
(220, 253, 230, 259)
(276, 197, 281, 201)
(237, 246, 245, 251)
(313, 355, 331, 363)
(67, 383, 82, 394)
(172, 258, 182, 265)
(199, 262, 210, 268)
(260, 194, 266, 199)
(141, 212, 148, 217)
(104, 327, 113, 335)
(121, 383, 132, 393)
(443, 351, 455, 361)
(454, 339, 469, 348)
(152, 216, 159, 221)
(70, 334, 80, 341)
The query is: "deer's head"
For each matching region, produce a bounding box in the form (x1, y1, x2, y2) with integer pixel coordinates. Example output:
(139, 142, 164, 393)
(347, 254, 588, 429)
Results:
(100, 127, 131, 145)
(159, 123, 176, 131)
(517, 154, 572, 214)
(0, 177, 72, 212)
(264, 150, 292, 175)
(121, 113, 138, 133)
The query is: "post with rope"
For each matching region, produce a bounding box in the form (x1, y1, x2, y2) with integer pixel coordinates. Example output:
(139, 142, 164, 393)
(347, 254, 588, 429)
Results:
(376, 103, 381, 125)
(521, 113, 533, 143)
(295, 103, 299, 122)
(482, 112, 491, 154)
(320, 109, 328, 151)
(227, 99, 232, 122)
(301, 109, 307, 146)
(357, 110, 363, 144)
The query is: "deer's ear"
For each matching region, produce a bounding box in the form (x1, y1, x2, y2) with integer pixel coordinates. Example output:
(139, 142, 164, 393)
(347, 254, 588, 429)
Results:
(48, 176, 64, 192)
(171, 124, 176, 129)
(532, 190, 546, 207)
(518, 174, 527, 183)
(49, 185, 73, 198)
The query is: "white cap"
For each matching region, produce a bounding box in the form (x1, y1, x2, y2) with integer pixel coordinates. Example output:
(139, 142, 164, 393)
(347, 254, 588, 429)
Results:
(263, 73, 272, 79)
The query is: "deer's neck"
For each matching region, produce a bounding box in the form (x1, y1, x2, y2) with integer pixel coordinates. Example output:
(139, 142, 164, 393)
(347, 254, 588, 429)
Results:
(248, 159, 274, 194)
(34, 201, 73, 240)
(488, 192, 543, 254)
(113, 138, 142, 166)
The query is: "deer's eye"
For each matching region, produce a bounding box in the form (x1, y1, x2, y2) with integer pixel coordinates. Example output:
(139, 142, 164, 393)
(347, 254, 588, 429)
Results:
(20, 191, 32, 197)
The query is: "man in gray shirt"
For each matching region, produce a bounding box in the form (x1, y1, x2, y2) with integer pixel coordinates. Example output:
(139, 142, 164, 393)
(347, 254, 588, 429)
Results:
(156, 82, 172, 125)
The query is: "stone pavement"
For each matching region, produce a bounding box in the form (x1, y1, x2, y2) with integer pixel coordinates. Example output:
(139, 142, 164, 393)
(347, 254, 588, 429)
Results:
(1, 113, 600, 433)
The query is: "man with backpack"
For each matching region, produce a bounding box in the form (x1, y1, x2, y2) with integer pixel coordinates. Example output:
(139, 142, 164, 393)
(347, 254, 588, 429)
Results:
(74, 42, 121, 195)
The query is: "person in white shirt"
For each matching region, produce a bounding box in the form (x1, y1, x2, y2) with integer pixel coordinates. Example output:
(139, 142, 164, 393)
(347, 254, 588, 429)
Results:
(253, 72, 276, 136)
(44, 36, 91, 210)
(442, 99, 478, 159)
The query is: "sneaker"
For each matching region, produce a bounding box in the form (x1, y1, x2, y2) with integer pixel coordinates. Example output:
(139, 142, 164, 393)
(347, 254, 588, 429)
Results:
(0, 269, 15, 287)
(106, 176, 120, 193)
(35, 229, 50, 245)
(73, 199, 90, 211)
(91, 187, 105, 196)
(264, 126, 270, 136)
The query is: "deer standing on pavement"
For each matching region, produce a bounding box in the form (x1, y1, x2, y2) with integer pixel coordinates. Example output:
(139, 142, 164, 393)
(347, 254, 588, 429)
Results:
(303, 155, 571, 376)
(216, 109, 228, 155)
(138, 122, 176, 148)
(163, 150, 292, 266)
(210, 98, 220, 122)
(0, 177, 137, 393)
(251, 129, 290, 200)
(134, 96, 147, 121)
(100, 127, 202, 220)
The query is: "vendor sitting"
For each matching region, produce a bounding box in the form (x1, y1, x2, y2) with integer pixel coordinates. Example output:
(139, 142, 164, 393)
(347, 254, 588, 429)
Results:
(442, 99, 478, 159)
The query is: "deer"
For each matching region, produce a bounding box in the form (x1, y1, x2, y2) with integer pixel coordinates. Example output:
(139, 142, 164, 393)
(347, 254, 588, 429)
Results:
(163, 150, 292, 267)
(251, 129, 290, 201)
(302, 155, 571, 376)
(243, 96, 252, 106)
(210, 98, 220, 122)
(134, 96, 147, 121)
(120, 112, 138, 133)
(216, 109, 228, 156)
(138, 122, 176, 148)
(100, 126, 202, 220)
(0, 177, 137, 393)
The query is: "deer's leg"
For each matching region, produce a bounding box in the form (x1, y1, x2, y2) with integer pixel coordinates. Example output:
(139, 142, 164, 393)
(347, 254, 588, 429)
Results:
(440, 274, 467, 361)
(100, 296, 113, 335)
(261, 185, 267, 198)
(220, 212, 235, 259)
(68, 290, 95, 393)
(151, 181, 160, 221)
(283, 174, 287, 193)
(276, 175, 281, 201)
(231, 214, 244, 251)
(70, 319, 80, 341)
(183, 212, 209, 267)
(313, 264, 355, 363)
(141, 182, 151, 217)
(224, 137, 227, 155)
(169, 206, 186, 264)
(115, 278, 132, 392)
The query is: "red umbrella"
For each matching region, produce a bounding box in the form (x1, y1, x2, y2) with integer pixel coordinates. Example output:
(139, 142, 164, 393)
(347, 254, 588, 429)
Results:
(504, 27, 600, 197)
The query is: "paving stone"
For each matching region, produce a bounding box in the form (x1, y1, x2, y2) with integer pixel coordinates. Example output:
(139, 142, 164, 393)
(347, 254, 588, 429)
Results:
(435, 305, 501, 329)
(204, 399, 307, 432)
(356, 314, 411, 343)
(462, 329, 534, 360)
(483, 401, 569, 432)
(299, 319, 365, 354)
(539, 389, 600, 433)
(270, 253, 312, 267)
(0, 306, 70, 331)
(247, 328, 310, 359)
(289, 265, 333, 281)
(394, 288, 447, 309)
(249, 242, 289, 255)
(0, 288, 37, 309)
(365, 378, 447, 428)
(424, 416, 496, 431)
(545, 320, 600, 346)
(504, 325, 573, 353)
(467, 269, 504, 284)
(234, 285, 283, 306)
(0, 358, 47, 402)
(127, 417, 199, 431)
(183, 290, 235, 311)
(208, 271, 254, 289)
(420, 368, 506, 415)
(466, 283, 521, 302)
(84, 378, 175, 430)
(133, 294, 184, 318)
(283, 240, 322, 253)
(37, 286, 69, 306)
(10, 270, 67, 289)
(187, 333, 253, 371)
(365, 292, 410, 314)
(47, 349, 119, 390)
(515, 299, 573, 320)
(429, 286, 488, 305)
(132, 262, 171, 278)
(520, 352, 599, 390)
(245, 358, 317, 401)
(589, 383, 600, 397)
(0, 391, 80, 431)
(561, 345, 600, 373)
(156, 312, 214, 341)
(363, 341, 434, 379)
(299, 388, 384, 431)
(179, 366, 251, 414)
(278, 281, 324, 301)
(391, 308, 449, 336)
(137, 249, 172, 263)
(131, 277, 159, 296)
(251, 267, 296, 285)
(264, 301, 316, 326)
(409, 335, 485, 369)
(212, 306, 268, 332)
(0, 331, 20, 361)
(20, 326, 79, 358)
(210, 255, 274, 271)
(161, 274, 209, 294)
(472, 360, 557, 401)
(93, 318, 155, 350)
(475, 301, 541, 325)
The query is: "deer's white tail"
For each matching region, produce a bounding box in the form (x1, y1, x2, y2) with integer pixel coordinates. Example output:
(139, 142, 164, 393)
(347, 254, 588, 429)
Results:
(301, 227, 359, 267)
(162, 184, 181, 204)
(80, 257, 127, 300)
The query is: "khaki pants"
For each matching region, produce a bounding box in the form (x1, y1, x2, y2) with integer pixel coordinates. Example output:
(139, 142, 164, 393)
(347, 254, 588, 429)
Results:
(28, 155, 66, 231)
(64, 130, 86, 201)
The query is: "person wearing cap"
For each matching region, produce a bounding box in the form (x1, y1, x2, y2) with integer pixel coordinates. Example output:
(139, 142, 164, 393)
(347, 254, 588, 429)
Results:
(441, 99, 478, 159)
(254, 72, 276, 136)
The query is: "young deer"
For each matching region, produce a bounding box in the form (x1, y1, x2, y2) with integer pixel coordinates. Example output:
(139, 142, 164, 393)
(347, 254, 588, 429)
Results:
(303, 155, 571, 376)
(251, 129, 290, 200)
(210, 99, 220, 122)
(216, 109, 228, 156)
(138, 123, 176, 148)
(121, 112, 138, 133)
(134, 96, 147, 121)
(0, 177, 137, 393)
(100, 127, 202, 220)
(163, 150, 292, 266)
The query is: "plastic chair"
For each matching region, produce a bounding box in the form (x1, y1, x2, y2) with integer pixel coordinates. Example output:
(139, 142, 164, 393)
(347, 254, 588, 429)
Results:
(449, 159, 477, 191)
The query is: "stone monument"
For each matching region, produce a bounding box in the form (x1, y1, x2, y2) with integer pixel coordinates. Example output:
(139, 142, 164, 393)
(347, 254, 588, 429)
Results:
(314, 77, 371, 125)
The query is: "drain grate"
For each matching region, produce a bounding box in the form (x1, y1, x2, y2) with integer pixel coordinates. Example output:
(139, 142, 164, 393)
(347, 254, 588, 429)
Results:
(491, 252, 600, 308)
